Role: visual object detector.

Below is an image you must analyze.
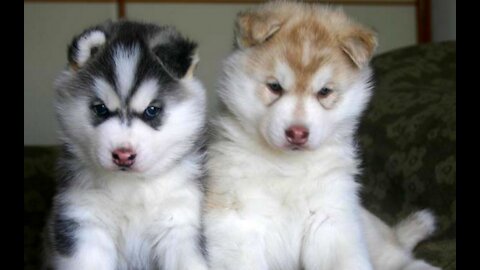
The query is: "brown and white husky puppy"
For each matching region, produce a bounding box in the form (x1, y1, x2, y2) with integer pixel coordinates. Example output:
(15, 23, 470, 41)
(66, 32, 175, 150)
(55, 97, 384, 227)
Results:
(203, 2, 440, 270)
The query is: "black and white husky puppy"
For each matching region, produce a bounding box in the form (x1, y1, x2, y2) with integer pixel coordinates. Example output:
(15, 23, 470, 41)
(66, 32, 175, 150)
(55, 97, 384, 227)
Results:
(44, 21, 208, 270)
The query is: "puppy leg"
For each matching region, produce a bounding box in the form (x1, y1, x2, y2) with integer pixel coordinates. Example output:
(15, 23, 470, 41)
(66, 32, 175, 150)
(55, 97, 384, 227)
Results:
(394, 210, 436, 252)
(205, 213, 269, 270)
(154, 225, 208, 270)
(403, 260, 442, 270)
(301, 211, 373, 270)
(52, 226, 117, 270)
(361, 208, 441, 270)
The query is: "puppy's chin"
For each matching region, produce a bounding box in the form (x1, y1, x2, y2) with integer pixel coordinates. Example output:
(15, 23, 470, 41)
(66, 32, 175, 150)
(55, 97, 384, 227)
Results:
(281, 143, 321, 153)
(97, 159, 164, 178)
(96, 162, 140, 174)
(96, 154, 143, 174)
(284, 144, 310, 152)
(112, 166, 141, 173)
(264, 133, 326, 153)
(263, 135, 313, 153)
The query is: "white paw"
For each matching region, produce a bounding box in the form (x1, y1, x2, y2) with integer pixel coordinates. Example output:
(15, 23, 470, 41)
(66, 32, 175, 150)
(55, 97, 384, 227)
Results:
(184, 261, 208, 270)
(404, 260, 442, 270)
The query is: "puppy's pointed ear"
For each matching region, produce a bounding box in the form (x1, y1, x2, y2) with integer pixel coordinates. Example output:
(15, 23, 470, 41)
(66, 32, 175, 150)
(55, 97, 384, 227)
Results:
(68, 26, 108, 71)
(152, 30, 199, 80)
(234, 10, 283, 49)
(341, 26, 378, 68)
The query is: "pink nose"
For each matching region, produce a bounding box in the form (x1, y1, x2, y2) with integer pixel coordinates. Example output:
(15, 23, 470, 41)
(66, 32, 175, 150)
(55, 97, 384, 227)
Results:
(112, 148, 136, 168)
(285, 125, 309, 146)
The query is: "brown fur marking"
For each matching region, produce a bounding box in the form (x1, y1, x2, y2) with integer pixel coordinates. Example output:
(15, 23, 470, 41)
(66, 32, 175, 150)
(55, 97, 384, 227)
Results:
(236, 2, 377, 105)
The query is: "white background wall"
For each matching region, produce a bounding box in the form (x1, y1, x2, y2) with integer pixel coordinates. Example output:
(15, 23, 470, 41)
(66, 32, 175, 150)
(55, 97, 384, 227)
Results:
(24, 3, 117, 145)
(24, 2, 417, 145)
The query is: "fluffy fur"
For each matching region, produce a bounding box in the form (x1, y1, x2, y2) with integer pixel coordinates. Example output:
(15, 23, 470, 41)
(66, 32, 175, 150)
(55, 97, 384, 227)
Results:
(204, 2, 440, 270)
(44, 21, 208, 270)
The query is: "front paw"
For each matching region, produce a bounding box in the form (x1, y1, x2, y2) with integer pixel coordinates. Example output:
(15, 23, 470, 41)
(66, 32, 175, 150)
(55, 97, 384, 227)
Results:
(404, 260, 442, 270)
(184, 261, 208, 270)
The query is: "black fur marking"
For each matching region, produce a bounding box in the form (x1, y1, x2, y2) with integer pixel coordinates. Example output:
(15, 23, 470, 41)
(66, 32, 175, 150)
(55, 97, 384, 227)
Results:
(51, 146, 81, 256)
(152, 38, 197, 79)
(90, 51, 118, 89)
(90, 104, 119, 127)
(55, 145, 80, 191)
(52, 212, 79, 256)
(126, 44, 176, 100)
(128, 109, 164, 130)
(198, 225, 208, 258)
(90, 46, 99, 58)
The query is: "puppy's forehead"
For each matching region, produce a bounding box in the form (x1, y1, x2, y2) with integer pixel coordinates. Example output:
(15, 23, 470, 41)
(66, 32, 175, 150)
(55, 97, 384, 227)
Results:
(129, 79, 160, 112)
(84, 43, 144, 103)
(89, 41, 172, 101)
(112, 43, 141, 99)
(263, 20, 355, 92)
(93, 77, 120, 109)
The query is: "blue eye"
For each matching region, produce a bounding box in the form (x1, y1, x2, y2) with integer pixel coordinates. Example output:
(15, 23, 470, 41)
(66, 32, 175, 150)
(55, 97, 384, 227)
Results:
(143, 106, 162, 120)
(92, 104, 109, 118)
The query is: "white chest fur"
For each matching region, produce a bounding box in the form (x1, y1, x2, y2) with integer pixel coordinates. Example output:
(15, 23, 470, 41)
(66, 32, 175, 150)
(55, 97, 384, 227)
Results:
(205, 138, 366, 270)
(59, 161, 204, 270)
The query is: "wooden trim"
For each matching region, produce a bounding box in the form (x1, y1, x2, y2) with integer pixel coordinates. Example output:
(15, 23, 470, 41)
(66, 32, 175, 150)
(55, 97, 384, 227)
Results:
(118, 0, 126, 18)
(25, 0, 415, 4)
(125, 0, 415, 4)
(416, 0, 431, 43)
(25, 0, 116, 2)
(26, 0, 423, 43)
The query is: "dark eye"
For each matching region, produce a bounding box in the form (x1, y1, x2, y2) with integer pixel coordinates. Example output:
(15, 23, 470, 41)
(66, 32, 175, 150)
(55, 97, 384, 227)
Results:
(92, 103, 109, 118)
(143, 106, 162, 120)
(317, 87, 333, 98)
(266, 82, 284, 95)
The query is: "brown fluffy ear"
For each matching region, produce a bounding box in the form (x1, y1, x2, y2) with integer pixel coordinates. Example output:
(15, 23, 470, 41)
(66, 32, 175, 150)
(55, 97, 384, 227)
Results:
(341, 26, 378, 68)
(234, 10, 283, 49)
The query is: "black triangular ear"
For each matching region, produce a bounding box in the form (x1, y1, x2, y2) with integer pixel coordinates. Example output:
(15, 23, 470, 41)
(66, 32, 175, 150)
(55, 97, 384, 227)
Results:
(67, 24, 110, 70)
(151, 29, 198, 80)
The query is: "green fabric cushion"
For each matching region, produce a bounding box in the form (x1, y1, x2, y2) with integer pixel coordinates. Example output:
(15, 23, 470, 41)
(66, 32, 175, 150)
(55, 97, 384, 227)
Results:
(359, 41, 456, 269)
(416, 239, 456, 270)
(24, 146, 59, 270)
